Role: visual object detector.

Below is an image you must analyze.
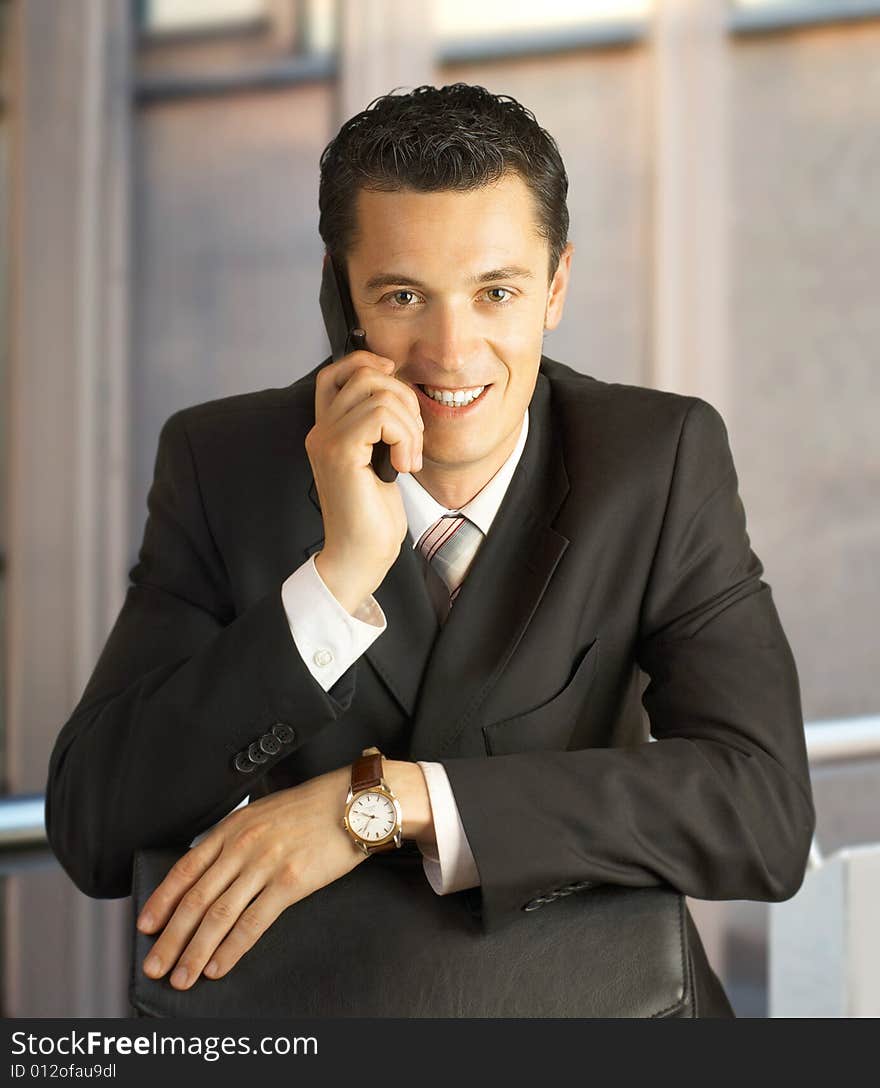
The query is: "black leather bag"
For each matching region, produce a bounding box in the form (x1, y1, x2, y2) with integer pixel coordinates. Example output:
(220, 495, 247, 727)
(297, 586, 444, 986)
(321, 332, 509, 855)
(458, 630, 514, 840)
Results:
(129, 845, 706, 1019)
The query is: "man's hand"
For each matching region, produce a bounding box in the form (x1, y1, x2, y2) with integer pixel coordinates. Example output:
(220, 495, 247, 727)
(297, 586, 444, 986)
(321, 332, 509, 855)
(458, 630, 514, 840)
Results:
(137, 760, 434, 990)
(137, 764, 363, 990)
(307, 350, 423, 614)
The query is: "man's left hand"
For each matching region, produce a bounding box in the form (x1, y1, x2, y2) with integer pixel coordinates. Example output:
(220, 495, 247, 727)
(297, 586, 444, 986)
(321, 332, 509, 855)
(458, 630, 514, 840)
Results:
(136, 763, 365, 990)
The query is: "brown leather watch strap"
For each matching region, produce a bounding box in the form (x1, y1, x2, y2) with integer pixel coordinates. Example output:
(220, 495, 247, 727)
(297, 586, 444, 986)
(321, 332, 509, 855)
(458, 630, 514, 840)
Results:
(351, 746, 383, 792)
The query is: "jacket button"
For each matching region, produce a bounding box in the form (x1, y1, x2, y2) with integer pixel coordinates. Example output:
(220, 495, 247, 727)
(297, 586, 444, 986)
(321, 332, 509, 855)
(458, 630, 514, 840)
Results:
(570, 880, 595, 892)
(271, 723, 295, 745)
(247, 741, 268, 764)
(234, 751, 256, 774)
(523, 891, 561, 911)
(259, 733, 281, 756)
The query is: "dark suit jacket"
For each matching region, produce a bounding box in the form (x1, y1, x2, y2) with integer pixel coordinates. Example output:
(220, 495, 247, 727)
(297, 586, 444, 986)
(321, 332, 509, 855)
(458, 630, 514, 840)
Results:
(46, 355, 815, 947)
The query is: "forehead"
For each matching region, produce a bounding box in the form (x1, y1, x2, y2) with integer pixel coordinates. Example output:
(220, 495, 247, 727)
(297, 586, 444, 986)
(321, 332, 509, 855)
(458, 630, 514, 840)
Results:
(350, 172, 545, 267)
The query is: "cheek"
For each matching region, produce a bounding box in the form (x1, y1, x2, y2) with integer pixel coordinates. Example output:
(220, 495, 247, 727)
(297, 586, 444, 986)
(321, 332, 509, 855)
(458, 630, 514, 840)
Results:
(366, 327, 408, 361)
(498, 335, 544, 386)
(497, 303, 547, 353)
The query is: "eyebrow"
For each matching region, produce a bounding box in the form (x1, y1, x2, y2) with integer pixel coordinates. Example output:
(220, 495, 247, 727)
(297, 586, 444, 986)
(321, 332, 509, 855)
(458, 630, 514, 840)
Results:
(363, 266, 534, 292)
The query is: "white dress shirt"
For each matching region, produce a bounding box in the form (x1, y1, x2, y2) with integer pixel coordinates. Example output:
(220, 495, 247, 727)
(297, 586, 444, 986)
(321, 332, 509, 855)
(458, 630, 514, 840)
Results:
(195, 409, 529, 896)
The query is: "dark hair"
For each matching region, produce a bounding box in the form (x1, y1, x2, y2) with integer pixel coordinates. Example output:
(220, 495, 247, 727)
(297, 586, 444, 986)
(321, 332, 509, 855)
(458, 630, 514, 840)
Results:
(318, 83, 569, 284)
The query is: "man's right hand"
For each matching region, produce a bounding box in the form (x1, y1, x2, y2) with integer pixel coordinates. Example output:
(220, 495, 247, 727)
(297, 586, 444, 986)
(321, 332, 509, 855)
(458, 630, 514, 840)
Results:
(305, 350, 424, 615)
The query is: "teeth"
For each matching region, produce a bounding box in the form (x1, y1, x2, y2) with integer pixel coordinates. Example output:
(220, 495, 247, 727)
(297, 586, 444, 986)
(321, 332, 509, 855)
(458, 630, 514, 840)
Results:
(422, 385, 485, 406)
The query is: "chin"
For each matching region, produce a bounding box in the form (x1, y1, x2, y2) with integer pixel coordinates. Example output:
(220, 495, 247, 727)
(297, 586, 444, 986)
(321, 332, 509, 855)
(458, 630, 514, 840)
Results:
(422, 439, 492, 469)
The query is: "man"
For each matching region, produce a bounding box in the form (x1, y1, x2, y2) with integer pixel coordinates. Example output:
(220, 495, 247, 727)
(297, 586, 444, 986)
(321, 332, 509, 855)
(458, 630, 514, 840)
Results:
(46, 83, 814, 1017)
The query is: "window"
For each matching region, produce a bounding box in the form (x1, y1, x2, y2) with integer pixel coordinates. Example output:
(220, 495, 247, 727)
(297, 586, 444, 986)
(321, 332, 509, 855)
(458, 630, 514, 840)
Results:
(436, 0, 650, 44)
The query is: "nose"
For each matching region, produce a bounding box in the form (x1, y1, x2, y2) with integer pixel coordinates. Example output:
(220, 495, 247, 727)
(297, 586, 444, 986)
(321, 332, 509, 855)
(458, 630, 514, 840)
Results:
(414, 300, 479, 376)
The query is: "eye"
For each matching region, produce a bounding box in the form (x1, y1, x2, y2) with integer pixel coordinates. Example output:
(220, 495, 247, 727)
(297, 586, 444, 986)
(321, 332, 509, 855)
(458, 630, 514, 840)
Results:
(484, 287, 514, 304)
(383, 289, 422, 308)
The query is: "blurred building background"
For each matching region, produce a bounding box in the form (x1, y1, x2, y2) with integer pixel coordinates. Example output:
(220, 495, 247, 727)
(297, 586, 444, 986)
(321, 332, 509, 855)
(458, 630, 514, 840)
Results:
(0, 0, 878, 1016)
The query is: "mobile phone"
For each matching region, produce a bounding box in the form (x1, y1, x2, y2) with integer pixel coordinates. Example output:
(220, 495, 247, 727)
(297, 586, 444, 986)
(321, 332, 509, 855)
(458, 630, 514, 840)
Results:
(319, 254, 397, 483)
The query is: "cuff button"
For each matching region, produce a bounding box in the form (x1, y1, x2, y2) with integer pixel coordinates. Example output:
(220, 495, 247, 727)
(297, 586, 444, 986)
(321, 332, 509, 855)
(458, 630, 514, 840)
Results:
(247, 741, 268, 764)
(259, 733, 281, 756)
(271, 723, 295, 744)
(234, 751, 256, 774)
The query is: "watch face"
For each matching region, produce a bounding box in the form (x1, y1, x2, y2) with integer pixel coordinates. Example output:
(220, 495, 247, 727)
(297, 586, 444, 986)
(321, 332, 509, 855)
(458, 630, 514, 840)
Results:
(348, 791, 397, 842)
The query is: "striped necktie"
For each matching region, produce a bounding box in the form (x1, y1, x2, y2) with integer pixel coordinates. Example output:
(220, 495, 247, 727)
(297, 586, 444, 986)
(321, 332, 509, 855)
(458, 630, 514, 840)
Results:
(416, 514, 485, 623)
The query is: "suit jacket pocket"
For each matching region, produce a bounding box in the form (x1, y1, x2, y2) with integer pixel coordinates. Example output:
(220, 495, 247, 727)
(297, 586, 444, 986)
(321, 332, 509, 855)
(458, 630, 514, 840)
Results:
(482, 638, 599, 756)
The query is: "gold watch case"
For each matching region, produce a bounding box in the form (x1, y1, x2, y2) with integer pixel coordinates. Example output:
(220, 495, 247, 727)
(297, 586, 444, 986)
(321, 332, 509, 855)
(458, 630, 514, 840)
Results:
(342, 783, 403, 856)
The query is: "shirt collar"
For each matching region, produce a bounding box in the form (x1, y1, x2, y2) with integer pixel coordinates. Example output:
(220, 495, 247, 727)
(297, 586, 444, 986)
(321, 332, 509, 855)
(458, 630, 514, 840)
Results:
(396, 409, 530, 548)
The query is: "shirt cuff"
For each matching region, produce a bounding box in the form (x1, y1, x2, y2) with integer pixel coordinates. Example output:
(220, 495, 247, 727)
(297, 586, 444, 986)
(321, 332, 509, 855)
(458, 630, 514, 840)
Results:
(281, 554, 387, 692)
(415, 761, 481, 894)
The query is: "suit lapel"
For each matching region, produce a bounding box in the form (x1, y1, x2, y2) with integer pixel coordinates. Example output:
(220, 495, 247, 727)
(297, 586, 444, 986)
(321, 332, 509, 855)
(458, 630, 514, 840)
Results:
(407, 368, 571, 759)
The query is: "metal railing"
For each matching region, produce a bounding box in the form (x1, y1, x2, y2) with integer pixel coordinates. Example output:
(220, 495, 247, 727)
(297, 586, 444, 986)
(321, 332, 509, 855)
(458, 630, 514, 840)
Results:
(0, 792, 46, 850)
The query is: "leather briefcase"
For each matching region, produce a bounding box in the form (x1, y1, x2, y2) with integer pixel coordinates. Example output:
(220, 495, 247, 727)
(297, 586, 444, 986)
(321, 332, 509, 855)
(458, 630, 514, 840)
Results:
(129, 844, 712, 1018)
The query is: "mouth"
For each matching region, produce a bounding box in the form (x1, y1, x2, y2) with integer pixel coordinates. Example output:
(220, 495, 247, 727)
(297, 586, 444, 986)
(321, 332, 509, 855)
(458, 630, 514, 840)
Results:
(415, 383, 492, 416)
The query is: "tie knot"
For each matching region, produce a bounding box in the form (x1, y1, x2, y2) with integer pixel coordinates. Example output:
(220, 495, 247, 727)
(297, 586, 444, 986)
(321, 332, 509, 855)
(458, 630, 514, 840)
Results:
(416, 514, 467, 563)
(416, 514, 484, 605)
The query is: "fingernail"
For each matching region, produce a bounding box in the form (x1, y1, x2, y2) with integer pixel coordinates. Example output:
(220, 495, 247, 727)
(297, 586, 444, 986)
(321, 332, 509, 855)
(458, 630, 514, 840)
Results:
(205, 960, 220, 978)
(170, 966, 189, 988)
(144, 954, 162, 977)
(137, 911, 154, 932)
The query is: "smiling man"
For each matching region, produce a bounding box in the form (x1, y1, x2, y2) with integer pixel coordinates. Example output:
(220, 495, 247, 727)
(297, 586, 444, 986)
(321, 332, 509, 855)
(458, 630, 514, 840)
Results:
(347, 176, 562, 506)
(46, 84, 814, 1018)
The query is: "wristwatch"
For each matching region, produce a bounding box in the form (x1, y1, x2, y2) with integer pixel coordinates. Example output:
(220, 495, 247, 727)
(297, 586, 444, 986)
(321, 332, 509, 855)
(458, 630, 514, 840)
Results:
(342, 746, 403, 856)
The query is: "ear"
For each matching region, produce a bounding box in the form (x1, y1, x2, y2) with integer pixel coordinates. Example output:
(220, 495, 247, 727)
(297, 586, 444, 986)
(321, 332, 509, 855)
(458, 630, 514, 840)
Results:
(544, 242, 574, 331)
